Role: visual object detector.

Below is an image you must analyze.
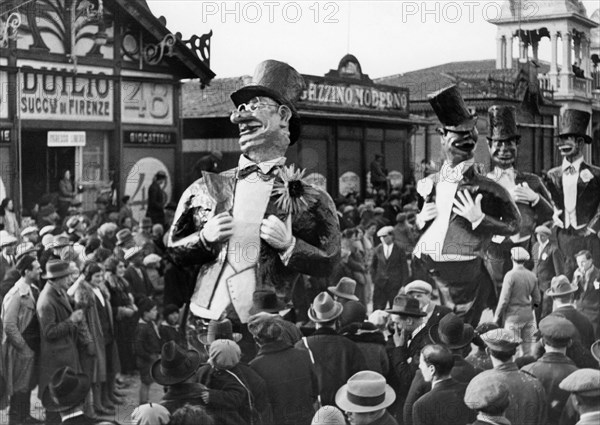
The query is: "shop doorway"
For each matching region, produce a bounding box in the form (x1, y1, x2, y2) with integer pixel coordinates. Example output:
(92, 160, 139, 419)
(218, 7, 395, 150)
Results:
(21, 131, 75, 211)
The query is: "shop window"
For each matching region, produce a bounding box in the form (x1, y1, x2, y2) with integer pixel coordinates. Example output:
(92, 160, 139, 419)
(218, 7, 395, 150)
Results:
(80, 132, 110, 212)
(338, 139, 361, 196)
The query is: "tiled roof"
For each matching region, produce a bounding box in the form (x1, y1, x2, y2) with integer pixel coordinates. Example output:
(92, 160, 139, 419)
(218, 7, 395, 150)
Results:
(182, 76, 251, 118)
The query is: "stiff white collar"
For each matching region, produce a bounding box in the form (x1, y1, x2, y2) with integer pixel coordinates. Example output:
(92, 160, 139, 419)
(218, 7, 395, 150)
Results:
(562, 156, 583, 172)
(238, 155, 286, 175)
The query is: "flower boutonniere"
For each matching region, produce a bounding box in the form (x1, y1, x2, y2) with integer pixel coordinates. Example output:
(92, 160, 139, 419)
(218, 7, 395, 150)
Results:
(416, 178, 434, 200)
(272, 165, 320, 215)
(580, 169, 594, 183)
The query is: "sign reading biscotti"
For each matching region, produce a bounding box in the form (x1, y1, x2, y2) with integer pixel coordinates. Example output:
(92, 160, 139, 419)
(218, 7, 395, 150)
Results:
(299, 75, 409, 114)
(18, 62, 113, 122)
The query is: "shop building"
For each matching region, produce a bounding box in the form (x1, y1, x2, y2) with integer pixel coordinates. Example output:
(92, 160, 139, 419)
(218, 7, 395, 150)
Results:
(182, 55, 429, 198)
(0, 0, 214, 221)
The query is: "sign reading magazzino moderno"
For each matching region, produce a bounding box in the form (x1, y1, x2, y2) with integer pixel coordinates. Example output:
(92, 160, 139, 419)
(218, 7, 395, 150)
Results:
(299, 75, 409, 114)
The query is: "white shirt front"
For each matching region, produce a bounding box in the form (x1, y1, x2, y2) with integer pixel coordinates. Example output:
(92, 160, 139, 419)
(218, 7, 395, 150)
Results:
(92, 287, 105, 307)
(562, 157, 584, 229)
(414, 159, 476, 262)
(488, 167, 516, 191)
(382, 242, 393, 259)
(537, 240, 549, 260)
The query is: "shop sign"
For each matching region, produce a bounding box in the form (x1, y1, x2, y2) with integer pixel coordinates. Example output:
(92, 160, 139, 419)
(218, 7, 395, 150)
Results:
(0, 129, 10, 143)
(300, 76, 409, 113)
(0, 70, 7, 119)
(125, 131, 175, 145)
(121, 81, 174, 125)
(339, 171, 360, 196)
(47, 131, 86, 147)
(124, 157, 172, 223)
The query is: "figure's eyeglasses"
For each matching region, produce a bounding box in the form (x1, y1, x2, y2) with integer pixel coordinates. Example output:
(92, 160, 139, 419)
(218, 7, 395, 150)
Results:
(236, 101, 280, 112)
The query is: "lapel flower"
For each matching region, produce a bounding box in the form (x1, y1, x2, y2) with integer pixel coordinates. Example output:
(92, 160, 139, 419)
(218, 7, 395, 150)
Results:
(580, 169, 594, 183)
(541, 253, 548, 261)
(416, 178, 434, 199)
(272, 165, 320, 215)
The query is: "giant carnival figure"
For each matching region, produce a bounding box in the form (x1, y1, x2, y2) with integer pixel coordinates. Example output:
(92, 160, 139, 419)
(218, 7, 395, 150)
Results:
(166, 60, 341, 354)
(484, 105, 554, 291)
(545, 109, 600, 276)
(412, 85, 521, 326)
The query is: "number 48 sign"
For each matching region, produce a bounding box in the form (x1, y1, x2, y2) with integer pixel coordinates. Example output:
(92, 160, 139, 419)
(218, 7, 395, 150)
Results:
(121, 81, 174, 125)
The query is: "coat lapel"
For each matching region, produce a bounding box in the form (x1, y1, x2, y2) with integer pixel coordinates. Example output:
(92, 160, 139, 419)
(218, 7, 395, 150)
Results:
(203, 170, 236, 214)
(577, 163, 591, 200)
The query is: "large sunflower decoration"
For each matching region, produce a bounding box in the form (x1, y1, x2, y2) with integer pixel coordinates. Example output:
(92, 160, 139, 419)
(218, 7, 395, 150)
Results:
(273, 165, 320, 215)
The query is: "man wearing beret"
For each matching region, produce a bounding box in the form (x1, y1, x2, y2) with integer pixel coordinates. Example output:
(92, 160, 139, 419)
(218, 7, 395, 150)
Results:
(484, 105, 554, 293)
(545, 109, 600, 276)
(521, 315, 579, 425)
(413, 86, 521, 327)
(532, 225, 565, 320)
(372, 226, 409, 310)
(477, 329, 547, 425)
(559, 369, 600, 425)
(167, 60, 340, 357)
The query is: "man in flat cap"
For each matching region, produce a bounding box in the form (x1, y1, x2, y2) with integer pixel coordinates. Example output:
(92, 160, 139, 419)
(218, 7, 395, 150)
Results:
(477, 328, 547, 425)
(484, 105, 554, 294)
(372, 226, 409, 310)
(464, 375, 511, 425)
(493, 246, 540, 357)
(413, 86, 521, 327)
(521, 315, 578, 425)
(546, 109, 600, 276)
(168, 60, 340, 355)
(532, 225, 565, 320)
(560, 369, 600, 425)
(572, 250, 600, 339)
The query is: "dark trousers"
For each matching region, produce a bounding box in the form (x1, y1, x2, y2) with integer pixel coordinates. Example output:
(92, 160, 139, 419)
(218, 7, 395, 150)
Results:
(555, 228, 600, 278)
(9, 391, 31, 424)
(373, 284, 398, 311)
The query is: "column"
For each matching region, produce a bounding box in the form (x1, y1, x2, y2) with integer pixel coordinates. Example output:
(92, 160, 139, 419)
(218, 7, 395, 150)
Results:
(497, 35, 505, 69)
(550, 31, 559, 91)
(560, 31, 573, 93)
(532, 39, 539, 62)
(581, 38, 590, 76)
(507, 35, 514, 69)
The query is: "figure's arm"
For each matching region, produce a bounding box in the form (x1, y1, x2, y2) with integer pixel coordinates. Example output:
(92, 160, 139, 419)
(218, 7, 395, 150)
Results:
(472, 185, 521, 236)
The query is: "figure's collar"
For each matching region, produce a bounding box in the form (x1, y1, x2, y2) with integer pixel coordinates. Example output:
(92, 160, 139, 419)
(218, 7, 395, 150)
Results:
(440, 158, 474, 183)
(238, 155, 286, 175)
(562, 156, 583, 172)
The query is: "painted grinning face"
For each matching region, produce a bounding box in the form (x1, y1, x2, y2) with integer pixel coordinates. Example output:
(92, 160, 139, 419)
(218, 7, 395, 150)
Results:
(441, 128, 478, 164)
(555, 135, 584, 161)
(489, 138, 518, 168)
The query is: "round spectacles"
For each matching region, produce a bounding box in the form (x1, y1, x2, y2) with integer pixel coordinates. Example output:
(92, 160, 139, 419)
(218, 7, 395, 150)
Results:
(236, 101, 280, 112)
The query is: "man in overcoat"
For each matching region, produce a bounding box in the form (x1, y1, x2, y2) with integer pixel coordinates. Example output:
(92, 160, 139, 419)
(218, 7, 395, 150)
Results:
(371, 226, 409, 310)
(572, 250, 600, 339)
(167, 60, 340, 350)
(412, 86, 521, 327)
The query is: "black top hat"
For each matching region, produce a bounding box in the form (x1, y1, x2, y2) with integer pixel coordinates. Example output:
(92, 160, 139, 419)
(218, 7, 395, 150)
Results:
(249, 290, 288, 315)
(385, 295, 426, 317)
(428, 85, 478, 132)
(558, 109, 592, 143)
(487, 105, 520, 142)
(42, 367, 91, 412)
(230, 60, 306, 145)
(150, 341, 202, 386)
(429, 312, 475, 349)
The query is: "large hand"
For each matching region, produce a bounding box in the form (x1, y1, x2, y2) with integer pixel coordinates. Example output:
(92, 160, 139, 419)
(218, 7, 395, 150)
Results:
(511, 183, 540, 204)
(552, 209, 564, 229)
(392, 326, 407, 348)
(452, 190, 484, 223)
(201, 212, 234, 243)
(260, 215, 293, 251)
(416, 203, 438, 228)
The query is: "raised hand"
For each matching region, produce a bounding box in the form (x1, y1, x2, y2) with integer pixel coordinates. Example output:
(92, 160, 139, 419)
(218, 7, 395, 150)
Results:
(452, 190, 484, 223)
(260, 215, 293, 251)
(201, 212, 234, 243)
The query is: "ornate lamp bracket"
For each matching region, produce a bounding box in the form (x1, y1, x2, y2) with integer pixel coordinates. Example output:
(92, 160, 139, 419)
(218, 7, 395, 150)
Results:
(0, 12, 22, 48)
(144, 33, 176, 65)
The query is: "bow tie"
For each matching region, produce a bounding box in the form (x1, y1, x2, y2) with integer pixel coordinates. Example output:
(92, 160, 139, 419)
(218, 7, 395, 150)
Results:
(564, 165, 577, 176)
(236, 164, 278, 181)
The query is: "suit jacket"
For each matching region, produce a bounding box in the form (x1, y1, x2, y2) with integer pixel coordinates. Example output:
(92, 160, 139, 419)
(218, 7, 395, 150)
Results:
(513, 171, 554, 237)
(552, 305, 595, 349)
(371, 242, 409, 291)
(36, 283, 81, 396)
(573, 266, 600, 316)
(412, 378, 475, 425)
(167, 167, 341, 321)
(546, 162, 600, 232)
(418, 165, 521, 258)
(124, 265, 154, 303)
(532, 242, 565, 291)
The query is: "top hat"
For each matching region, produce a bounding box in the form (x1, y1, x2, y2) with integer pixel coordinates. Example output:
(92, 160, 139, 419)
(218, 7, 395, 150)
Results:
(487, 105, 520, 142)
(335, 371, 396, 413)
(249, 290, 288, 315)
(428, 85, 478, 132)
(0, 230, 18, 248)
(328, 277, 359, 302)
(386, 295, 426, 317)
(546, 275, 578, 297)
(308, 292, 344, 323)
(42, 367, 91, 412)
(150, 341, 202, 386)
(429, 312, 474, 349)
(198, 319, 242, 346)
(230, 60, 306, 145)
(42, 260, 72, 280)
(559, 109, 592, 143)
(116, 228, 134, 246)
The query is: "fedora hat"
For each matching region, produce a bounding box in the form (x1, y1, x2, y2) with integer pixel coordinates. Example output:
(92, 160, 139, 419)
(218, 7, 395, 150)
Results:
(42, 260, 72, 279)
(0, 230, 18, 248)
(249, 290, 288, 315)
(198, 319, 242, 346)
(308, 292, 343, 323)
(546, 275, 578, 297)
(428, 85, 478, 133)
(116, 228, 134, 246)
(429, 312, 474, 349)
(124, 246, 144, 261)
(386, 295, 426, 317)
(50, 234, 71, 249)
(487, 105, 520, 142)
(230, 60, 305, 145)
(558, 109, 592, 143)
(328, 277, 359, 302)
(151, 341, 202, 386)
(42, 367, 90, 412)
(335, 371, 396, 413)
